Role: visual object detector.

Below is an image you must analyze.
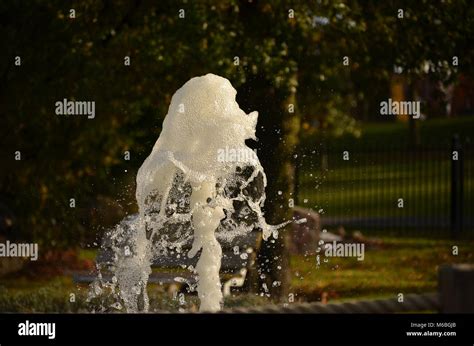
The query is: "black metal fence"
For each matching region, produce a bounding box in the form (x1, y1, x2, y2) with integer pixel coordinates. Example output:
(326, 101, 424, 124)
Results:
(296, 134, 473, 238)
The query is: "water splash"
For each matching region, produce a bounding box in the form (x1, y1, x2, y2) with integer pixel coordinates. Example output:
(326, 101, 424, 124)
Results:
(89, 74, 287, 312)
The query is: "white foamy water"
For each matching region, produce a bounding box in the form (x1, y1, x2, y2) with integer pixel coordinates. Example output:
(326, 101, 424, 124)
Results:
(89, 74, 287, 312)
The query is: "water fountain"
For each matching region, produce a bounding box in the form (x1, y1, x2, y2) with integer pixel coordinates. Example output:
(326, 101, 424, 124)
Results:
(90, 74, 288, 312)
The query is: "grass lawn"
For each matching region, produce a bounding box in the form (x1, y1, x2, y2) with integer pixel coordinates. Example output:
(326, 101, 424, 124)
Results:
(304, 116, 474, 151)
(290, 236, 474, 303)
(0, 236, 472, 312)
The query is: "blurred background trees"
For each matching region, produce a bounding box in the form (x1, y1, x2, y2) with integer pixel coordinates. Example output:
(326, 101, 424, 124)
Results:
(0, 0, 473, 299)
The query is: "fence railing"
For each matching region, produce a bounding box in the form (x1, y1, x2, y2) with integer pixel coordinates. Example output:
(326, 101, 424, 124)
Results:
(296, 134, 473, 237)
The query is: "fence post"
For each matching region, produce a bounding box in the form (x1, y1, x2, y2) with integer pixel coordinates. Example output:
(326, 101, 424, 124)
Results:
(439, 264, 474, 313)
(450, 134, 463, 239)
